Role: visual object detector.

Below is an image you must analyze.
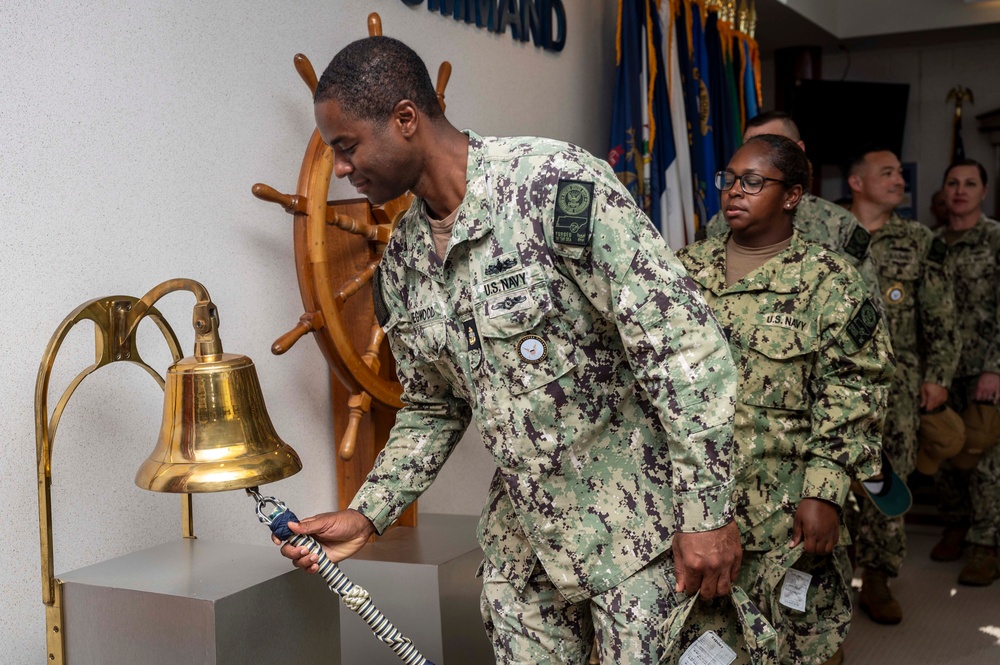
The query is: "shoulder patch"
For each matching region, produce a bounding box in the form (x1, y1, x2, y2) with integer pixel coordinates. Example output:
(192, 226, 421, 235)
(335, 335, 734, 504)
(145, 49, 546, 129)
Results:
(927, 237, 948, 265)
(372, 267, 390, 328)
(845, 298, 880, 349)
(844, 225, 871, 260)
(553, 179, 594, 247)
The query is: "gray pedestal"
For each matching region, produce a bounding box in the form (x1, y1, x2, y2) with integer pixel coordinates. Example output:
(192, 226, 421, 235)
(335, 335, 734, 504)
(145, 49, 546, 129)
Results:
(58, 539, 339, 665)
(338, 513, 492, 665)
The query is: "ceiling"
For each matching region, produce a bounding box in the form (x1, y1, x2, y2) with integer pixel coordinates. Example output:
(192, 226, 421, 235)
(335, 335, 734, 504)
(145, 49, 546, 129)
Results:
(753, 0, 1000, 57)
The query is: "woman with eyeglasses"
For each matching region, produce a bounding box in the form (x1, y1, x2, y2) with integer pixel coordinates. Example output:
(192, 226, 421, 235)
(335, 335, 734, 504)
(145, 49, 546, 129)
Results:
(674, 134, 894, 665)
(932, 159, 1000, 586)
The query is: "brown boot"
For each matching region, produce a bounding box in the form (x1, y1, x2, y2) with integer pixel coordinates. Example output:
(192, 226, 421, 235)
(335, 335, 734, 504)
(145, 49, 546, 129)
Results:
(821, 647, 844, 665)
(958, 546, 1000, 586)
(859, 569, 902, 624)
(931, 526, 968, 561)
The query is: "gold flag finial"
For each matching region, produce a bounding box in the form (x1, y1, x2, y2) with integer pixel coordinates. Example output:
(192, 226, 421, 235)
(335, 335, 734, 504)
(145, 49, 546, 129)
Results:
(946, 85, 975, 119)
(738, 0, 750, 34)
(748, 0, 758, 38)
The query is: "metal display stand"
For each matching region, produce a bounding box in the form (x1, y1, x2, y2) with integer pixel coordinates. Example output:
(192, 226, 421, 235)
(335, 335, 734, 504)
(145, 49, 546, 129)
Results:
(58, 540, 339, 665)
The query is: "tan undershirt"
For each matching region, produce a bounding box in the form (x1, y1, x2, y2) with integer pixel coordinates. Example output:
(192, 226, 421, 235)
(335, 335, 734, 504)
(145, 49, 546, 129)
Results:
(424, 204, 460, 258)
(726, 236, 792, 287)
(943, 228, 969, 246)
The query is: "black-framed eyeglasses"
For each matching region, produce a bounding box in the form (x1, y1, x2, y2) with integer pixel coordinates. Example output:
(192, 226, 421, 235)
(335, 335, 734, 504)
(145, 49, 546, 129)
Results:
(715, 171, 788, 194)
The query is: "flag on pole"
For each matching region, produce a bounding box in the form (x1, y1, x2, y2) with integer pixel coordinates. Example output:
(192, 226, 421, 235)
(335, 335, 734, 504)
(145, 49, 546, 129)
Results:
(662, 0, 696, 246)
(685, 1, 719, 228)
(608, 0, 645, 205)
(643, 0, 686, 247)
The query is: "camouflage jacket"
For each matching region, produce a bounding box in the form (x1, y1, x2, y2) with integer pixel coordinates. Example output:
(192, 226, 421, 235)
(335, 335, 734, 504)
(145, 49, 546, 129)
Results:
(352, 131, 738, 602)
(936, 215, 1000, 378)
(706, 193, 885, 313)
(677, 232, 893, 551)
(868, 213, 958, 386)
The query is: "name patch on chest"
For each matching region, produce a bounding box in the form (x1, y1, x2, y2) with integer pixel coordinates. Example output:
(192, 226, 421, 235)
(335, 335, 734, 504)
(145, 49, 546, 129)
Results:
(763, 313, 808, 332)
(411, 303, 442, 325)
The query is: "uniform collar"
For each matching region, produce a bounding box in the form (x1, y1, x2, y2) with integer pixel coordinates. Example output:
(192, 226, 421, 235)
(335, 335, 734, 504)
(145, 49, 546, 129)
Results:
(399, 130, 494, 280)
(938, 213, 991, 247)
(686, 230, 808, 296)
(870, 213, 908, 239)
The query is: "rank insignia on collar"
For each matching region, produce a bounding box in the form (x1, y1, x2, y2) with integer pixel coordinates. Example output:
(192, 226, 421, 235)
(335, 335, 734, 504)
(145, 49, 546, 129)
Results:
(464, 318, 483, 369)
(554, 180, 593, 247)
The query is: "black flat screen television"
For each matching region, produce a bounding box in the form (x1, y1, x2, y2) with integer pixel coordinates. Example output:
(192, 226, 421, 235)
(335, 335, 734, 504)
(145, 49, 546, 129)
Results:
(791, 79, 910, 172)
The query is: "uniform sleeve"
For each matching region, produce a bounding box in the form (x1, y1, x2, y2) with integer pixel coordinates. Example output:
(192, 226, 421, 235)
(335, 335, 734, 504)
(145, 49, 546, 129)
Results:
(802, 271, 894, 506)
(985, 228, 1000, 375)
(919, 236, 960, 387)
(348, 261, 473, 534)
(545, 154, 738, 532)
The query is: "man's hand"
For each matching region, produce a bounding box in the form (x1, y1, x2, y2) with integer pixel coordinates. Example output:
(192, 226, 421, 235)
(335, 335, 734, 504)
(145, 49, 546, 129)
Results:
(974, 372, 1000, 404)
(672, 521, 742, 599)
(273, 509, 377, 572)
(919, 382, 949, 412)
(791, 498, 839, 555)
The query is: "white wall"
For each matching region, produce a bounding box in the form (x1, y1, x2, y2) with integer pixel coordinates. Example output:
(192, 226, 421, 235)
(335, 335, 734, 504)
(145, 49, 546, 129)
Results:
(0, 1, 616, 661)
(760, 36, 1000, 222)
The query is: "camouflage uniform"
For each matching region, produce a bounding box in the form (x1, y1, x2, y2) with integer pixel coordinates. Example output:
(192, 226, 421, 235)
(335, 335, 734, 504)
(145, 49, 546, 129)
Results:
(352, 131, 738, 663)
(676, 232, 894, 664)
(854, 214, 958, 576)
(706, 194, 885, 314)
(935, 215, 1000, 547)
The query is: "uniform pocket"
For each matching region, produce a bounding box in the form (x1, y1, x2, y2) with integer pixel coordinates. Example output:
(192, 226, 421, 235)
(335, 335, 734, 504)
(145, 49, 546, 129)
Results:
(392, 318, 447, 364)
(741, 326, 815, 412)
(476, 280, 577, 395)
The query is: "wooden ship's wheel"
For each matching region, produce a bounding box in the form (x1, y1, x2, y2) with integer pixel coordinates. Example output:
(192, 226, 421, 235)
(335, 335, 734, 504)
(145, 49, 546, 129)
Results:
(252, 13, 452, 527)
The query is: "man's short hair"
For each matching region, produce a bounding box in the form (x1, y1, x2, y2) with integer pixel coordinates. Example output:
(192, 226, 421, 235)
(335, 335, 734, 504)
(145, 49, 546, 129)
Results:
(315, 36, 442, 123)
(845, 144, 898, 177)
(943, 159, 988, 188)
(746, 111, 800, 141)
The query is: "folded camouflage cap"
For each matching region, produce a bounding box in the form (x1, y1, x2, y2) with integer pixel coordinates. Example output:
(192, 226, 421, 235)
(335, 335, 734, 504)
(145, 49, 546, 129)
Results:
(916, 405, 966, 475)
(953, 401, 1000, 470)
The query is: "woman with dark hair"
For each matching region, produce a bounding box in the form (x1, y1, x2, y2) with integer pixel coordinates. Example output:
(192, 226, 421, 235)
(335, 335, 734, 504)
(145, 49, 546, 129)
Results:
(672, 135, 894, 665)
(932, 159, 1000, 586)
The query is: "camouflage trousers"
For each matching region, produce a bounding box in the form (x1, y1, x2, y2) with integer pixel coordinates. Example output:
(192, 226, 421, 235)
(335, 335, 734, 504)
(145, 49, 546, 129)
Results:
(479, 552, 679, 664)
(937, 376, 1000, 545)
(854, 357, 919, 575)
(661, 544, 851, 665)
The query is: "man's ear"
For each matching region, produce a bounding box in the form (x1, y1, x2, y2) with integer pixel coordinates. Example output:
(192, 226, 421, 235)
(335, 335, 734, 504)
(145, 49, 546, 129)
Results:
(847, 173, 862, 194)
(394, 100, 419, 138)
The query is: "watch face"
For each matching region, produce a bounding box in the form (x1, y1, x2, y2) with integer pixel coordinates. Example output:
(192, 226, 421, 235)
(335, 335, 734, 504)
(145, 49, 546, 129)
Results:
(517, 335, 547, 364)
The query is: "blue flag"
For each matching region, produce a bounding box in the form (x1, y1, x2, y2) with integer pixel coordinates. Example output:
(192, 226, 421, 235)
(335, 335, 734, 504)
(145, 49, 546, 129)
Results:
(684, 1, 719, 228)
(609, 0, 645, 204)
(645, 1, 678, 238)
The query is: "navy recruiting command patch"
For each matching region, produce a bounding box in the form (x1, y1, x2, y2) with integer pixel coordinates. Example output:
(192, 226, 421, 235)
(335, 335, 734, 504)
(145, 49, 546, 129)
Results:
(554, 180, 594, 247)
(846, 298, 880, 348)
(464, 318, 483, 369)
(844, 225, 871, 260)
(927, 237, 948, 265)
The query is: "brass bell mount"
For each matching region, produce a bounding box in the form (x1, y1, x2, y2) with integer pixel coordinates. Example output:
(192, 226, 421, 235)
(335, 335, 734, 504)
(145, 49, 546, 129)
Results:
(36, 277, 302, 664)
